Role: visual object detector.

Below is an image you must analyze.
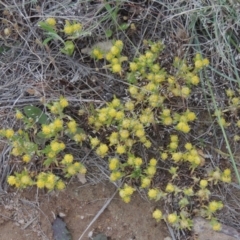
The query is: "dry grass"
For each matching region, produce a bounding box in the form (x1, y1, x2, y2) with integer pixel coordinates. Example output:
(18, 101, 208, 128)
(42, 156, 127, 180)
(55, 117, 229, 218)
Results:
(0, 0, 240, 239)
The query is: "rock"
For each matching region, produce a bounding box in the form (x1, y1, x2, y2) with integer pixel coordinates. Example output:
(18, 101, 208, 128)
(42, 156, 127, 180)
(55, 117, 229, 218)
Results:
(193, 217, 240, 240)
(92, 233, 108, 240)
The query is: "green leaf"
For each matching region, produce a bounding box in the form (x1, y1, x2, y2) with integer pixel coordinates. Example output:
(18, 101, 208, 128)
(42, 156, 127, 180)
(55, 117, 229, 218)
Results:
(60, 41, 75, 56)
(118, 23, 129, 31)
(43, 158, 54, 167)
(23, 106, 48, 124)
(43, 37, 54, 45)
(105, 29, 113, 38)
(38, 22, 57, 34)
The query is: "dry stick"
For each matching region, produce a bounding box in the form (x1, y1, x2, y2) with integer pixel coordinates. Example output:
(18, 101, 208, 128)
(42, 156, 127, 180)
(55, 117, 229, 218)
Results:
(78, 188, 118, 240)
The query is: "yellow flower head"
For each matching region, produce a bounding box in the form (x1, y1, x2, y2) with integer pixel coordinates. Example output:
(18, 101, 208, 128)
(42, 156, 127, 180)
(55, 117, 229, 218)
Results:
(5, 129, 14, 139)
(36, 179, 45, 189)
(56, 180, 66, 190)
(149, 158, 157, 167)
(16, 111, 24, 119)
(72, 23, 82, 32)
(110, 46, 120, 56)
(116, 145, 126, 155)
(64, 25, 74, 35)
(161, 152, 168, 160)
(53, 119, 63, 130)
(90, 137, 100, 148)
(146, 166, 156, 177)
(59, 96, 69, 108)
(109, 158, 119, 171)
(148, 188, 158, 200)
(112, 64, 122, 74)
(152, 209, 163, 222)
(134, 157, 143, 167)
(42, 125, 51, 135)
(167, 213, 178, 224)
(22, 154, 31, 163)
(124, 185, 135, 196)
(141, 177, 151, 188)
(67, 165, 77, 176)
(165, 183, 175, 193)
(21, 175, 32, 185)
(7, 176, 16, 186)
(129, 62, 138, 72)
(63, 154, 74, 164)
(200, 179, 208, 188)
(96, 144, 109, 157)
(46, 17, 56, 26)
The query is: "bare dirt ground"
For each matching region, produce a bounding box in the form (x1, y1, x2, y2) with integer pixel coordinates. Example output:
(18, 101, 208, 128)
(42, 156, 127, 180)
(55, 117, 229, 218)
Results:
(0, 181, 169, 240)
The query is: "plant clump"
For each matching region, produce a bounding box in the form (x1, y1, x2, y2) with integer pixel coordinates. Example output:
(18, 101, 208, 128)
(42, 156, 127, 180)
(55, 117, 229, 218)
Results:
(0, 40, 232, 232)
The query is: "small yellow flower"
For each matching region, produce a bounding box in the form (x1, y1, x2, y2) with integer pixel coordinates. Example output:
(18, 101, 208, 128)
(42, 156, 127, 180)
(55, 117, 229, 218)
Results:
(5, 129, 14, 138)
(115, 111, 124, 121)
(110, 172, 122, 181)
(64, 25, 74, 35)
(112, 64, 122, 73)
(181, 86, 191, 97)
(141, 177, 151, 188)
(110, 46, 120, 56)
(109, 158, 119, 171)
(116, 145, 126, 154)
(134, 157, 143, 167)
(128, 86, 138, 95)
(195, 60, 203, 69)
(21, 175, 32, 185)
(149, 158, 157, 166)
(59, 97, 69, 108)
(122, 196, 131, 203)
(96, 144, 109, 157)
(208, 201, 219, 213)
(167, 213, 178, 224)
(135, 129, 145, 138)
(146, 166, 156, 177)
(212, 222, 221, 231)
(129, 62, 138, 72)
(200, 179, 208, 188)
(50, 141, 60, 152)
(72, 23, 82, 32)
(7, 176, 16, 186)
(46, 17, 56, 26)
(161, 152, 168, 160)
(172, 152, 182, 162)
(22, 154, 31, 163)
(92, 48, 103, 60)
(186, 111, 196, 121)
(165, 183, 175, 193)
(53, 119, 63, 130)
(184, 143, 192, 150)
(62, 154, 74, 164)
(56, 180, 66, 190)
(67, 165, 77, 176)
(111, 98, 121, 108)
(148, 188, 158, 200)
(191, 75, 200, 85)
(15, 111, 24, 119)
(176, 122, 190, 133)
(42, 125, 51, 135)
(36, 179, 45, 189)
(202, 58, 209, 66)
(124, 185, 135, 196)
(152, 209, 163, 222)
(114, 40, 123, 49)
(90, 137, 100, 148)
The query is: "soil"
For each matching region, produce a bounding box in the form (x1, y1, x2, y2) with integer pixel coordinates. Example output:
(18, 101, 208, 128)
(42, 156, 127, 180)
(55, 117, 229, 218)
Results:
(0, 181, 169, 240)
